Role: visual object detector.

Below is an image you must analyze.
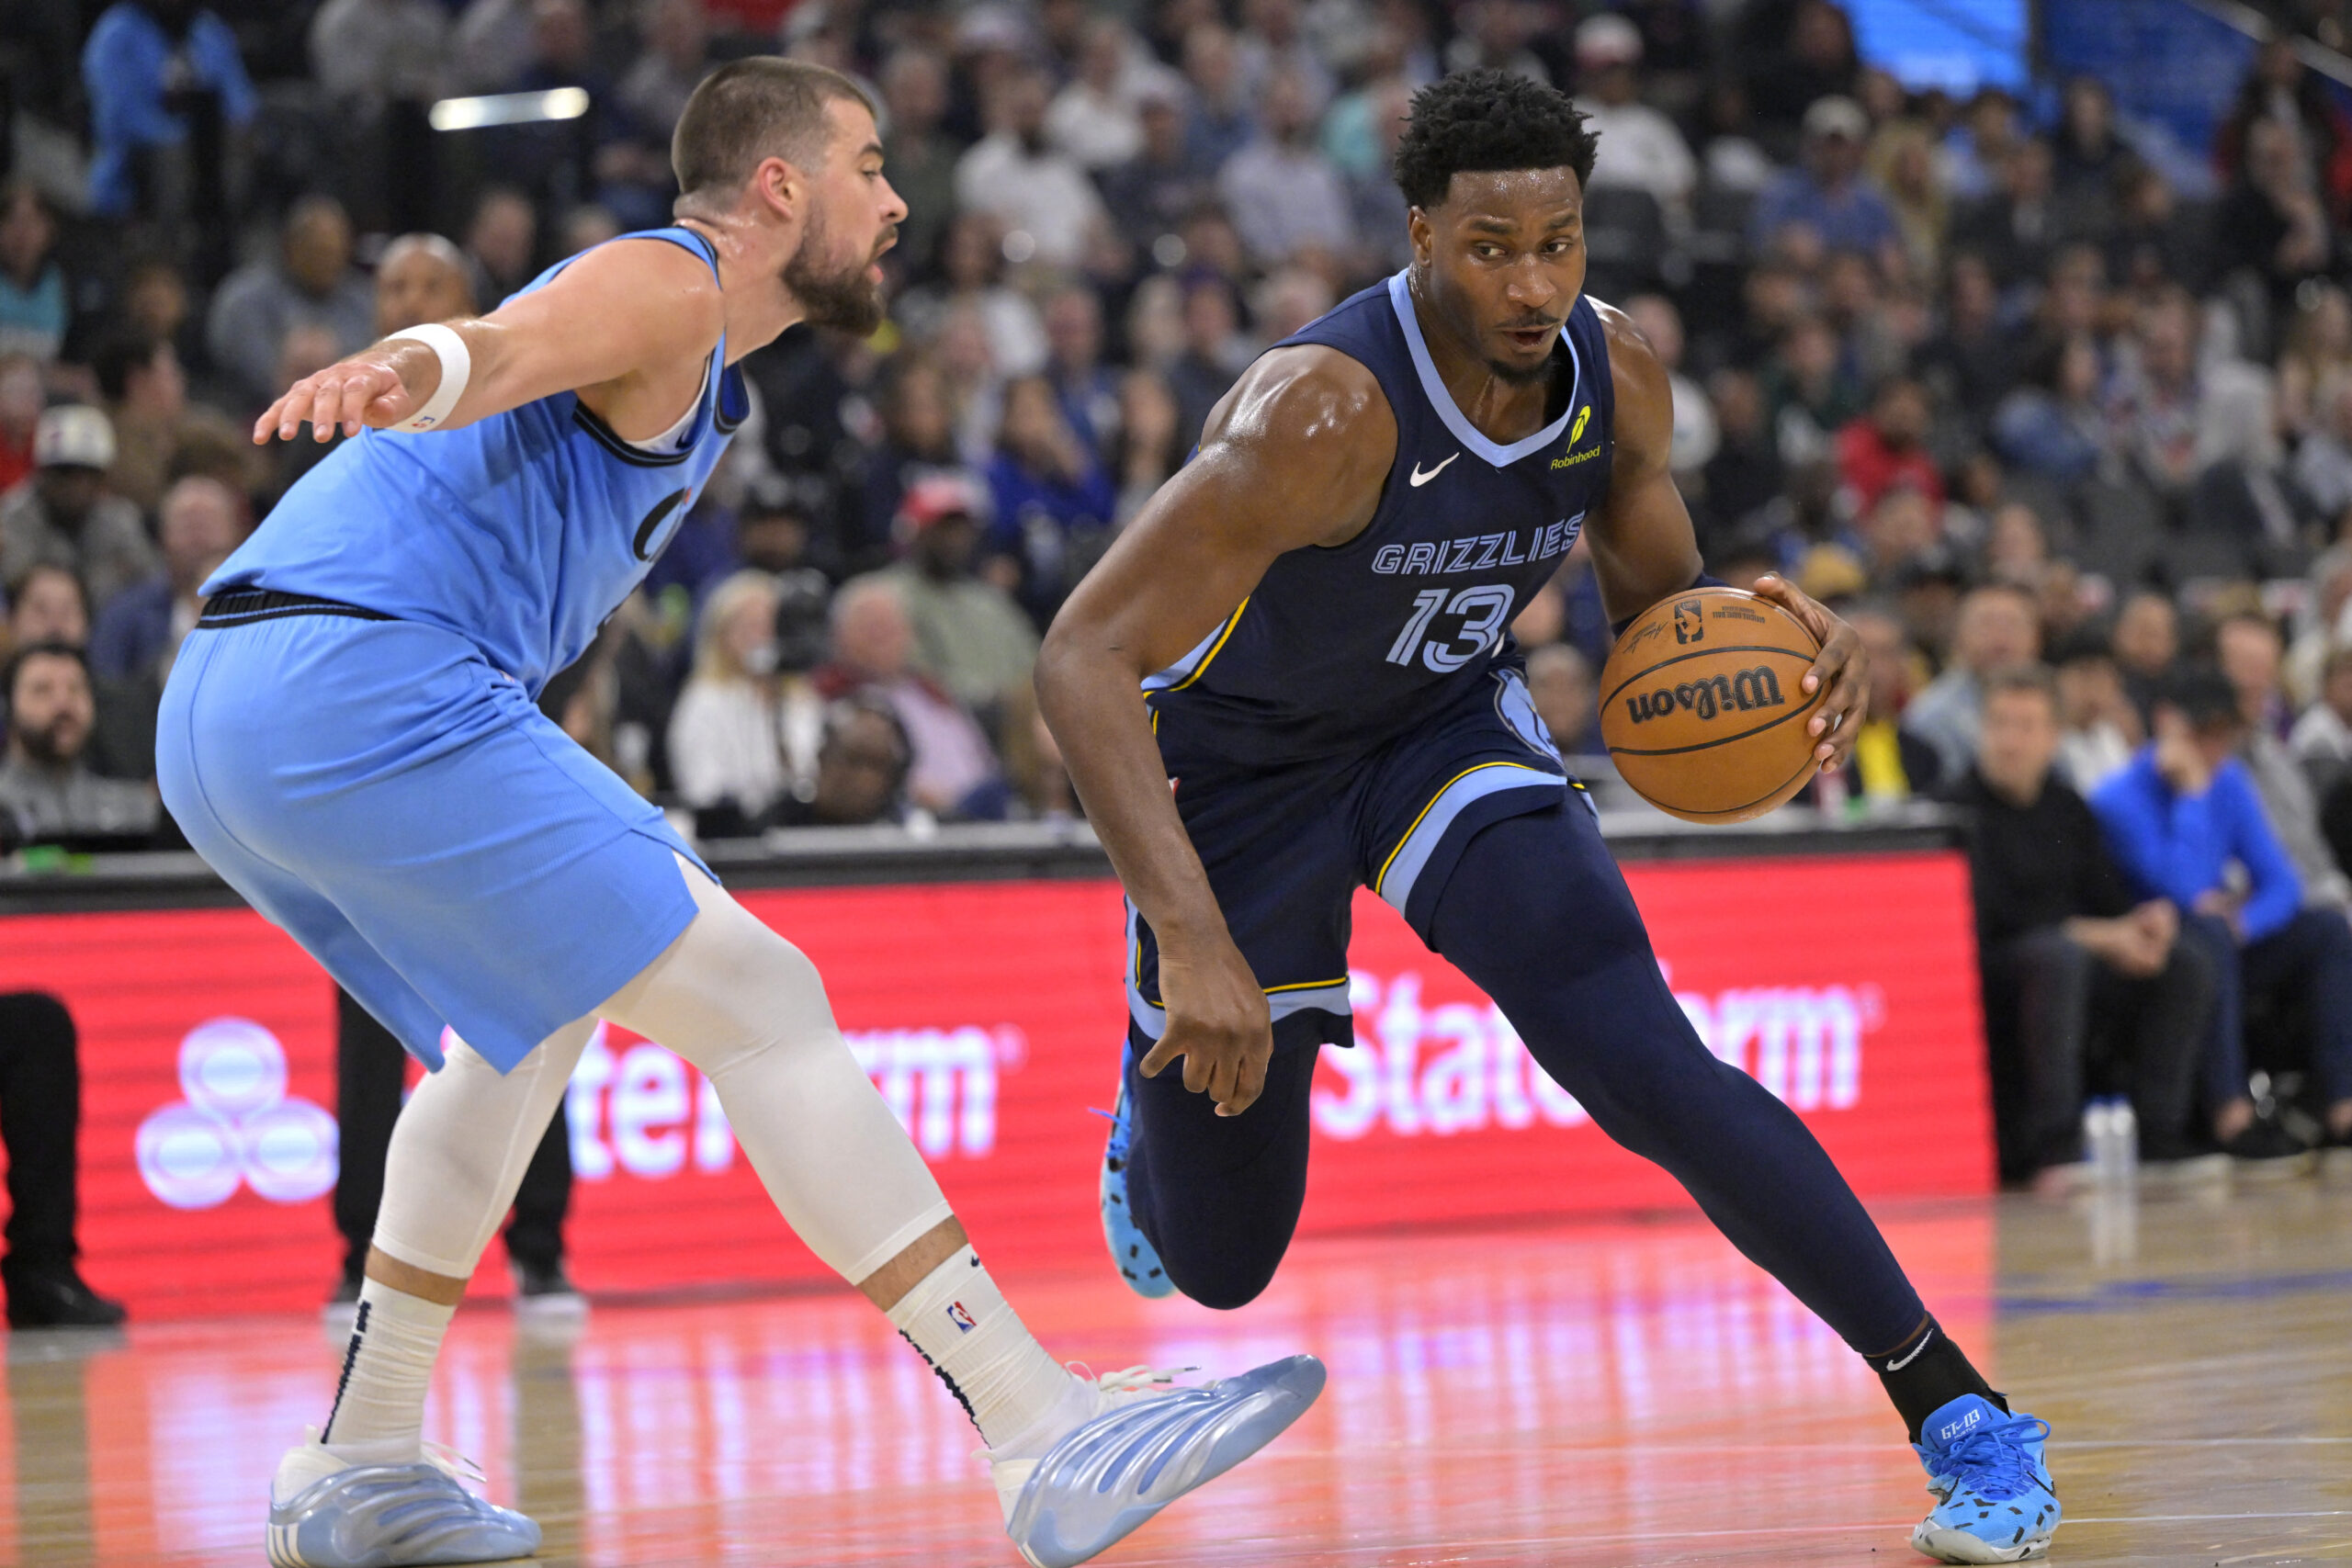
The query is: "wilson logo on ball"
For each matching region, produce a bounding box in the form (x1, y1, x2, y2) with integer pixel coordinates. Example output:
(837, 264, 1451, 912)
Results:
(1623, 666, 1787, 725)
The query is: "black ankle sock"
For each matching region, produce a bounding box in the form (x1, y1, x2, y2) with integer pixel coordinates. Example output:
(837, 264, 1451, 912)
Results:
(1869, 1316, 2007, 1441)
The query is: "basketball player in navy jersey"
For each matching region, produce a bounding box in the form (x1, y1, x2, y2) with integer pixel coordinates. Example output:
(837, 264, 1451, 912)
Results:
(159, 60, 1317, 1568)
(1038, 72, 2059, 1564)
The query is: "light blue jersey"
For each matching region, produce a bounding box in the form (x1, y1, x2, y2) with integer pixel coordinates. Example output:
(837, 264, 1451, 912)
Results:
(208, 226, 747, 695)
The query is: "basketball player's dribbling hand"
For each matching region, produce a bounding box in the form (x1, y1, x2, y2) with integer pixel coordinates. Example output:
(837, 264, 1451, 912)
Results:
(1750, 573, 1868, 772)
(1144, 941, 1273, 1117)
(254, 354, 424, 446)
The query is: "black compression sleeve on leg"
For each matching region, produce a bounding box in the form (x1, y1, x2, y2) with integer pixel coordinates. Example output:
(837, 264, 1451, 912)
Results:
(1870, 1315, 2006, 1442)
(1610, 572, 1730, 640)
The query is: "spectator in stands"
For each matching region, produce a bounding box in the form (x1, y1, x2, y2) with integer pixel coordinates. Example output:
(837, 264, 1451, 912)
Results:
(1236, 0, 1332, 118)
(5, 565, 153, 783)
(861, 355, 979, 574)
(1904, 582, 2041, 783)
(877, 48, 962, 286)
(986, 375, 1117, 626)
(1836, 375, 1941, 515)
(1046, 18, 1155, 172)
(2107, 286, 2278, 502)
(1218, 69, 1357, 269)
(80, 0, 258, 223)
(0, 643, 158, 846)
(1111, 367, 1184, 525)
(1101, 75, 1216, 265)
(864, 473, 1038, 720)
(1, 408, 160, 615)
(1623, 296, 1715, 480)
(2216, 610, 2352, 909)
(1570, 15, 1695, 222)
(2092, 665, 2352, 1165)
(2112, 588, 2180, 718)
(1762, 315, 1863, 468)
(2052, 627, 2140, 793)
(2276, 284, 2352, 446)
(1043, 287, 1121, 464)
(1443, 0, 1552, 88)
(2106, 162, 2209, 299)
(375, 233, 477, 340)
(955, 63, 1111, 273)
(0, 993, 126, 1327)
(462, 187, 537, 309)
(1951, 667, 2214, 1185)
(2290, 641, 2352, 799)
(898, 213, 1047, 378)
(816, 578, 1004, 819)
(1953, 138, 2061, 292)
(0, 357, 40, 495)
(88, 475, 245, 685)
(2213, 116, 2339, 323)
(1750, 96, 1897, 258)
(667, 570, 806, 833)
(1739, 0, 1858, 144)
(765, 697, 913, 829)
(94, 331, 243, 517)
(205, 196, 377, 412)
(2291, 380, 2352, 522)
(2051, 76, 2132, 212)
(1913, 252, 2018, 438)
(0, 185, 67, 363)
(1867, 119, 1949, 283)
(616, 0, 713, 144)
(1524, 641, 1596, 756)
(1992, 334, 2111, 487)
(1182, 22, 1256, 176)
(1826, 603, 1940, 804)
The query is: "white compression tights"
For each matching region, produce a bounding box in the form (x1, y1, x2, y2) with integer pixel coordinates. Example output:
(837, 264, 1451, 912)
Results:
(372, 857, 955, 1286)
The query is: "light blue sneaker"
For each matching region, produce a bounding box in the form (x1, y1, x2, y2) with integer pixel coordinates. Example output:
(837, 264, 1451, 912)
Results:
(1910, 1394, 2060, 1562)
(1099, 1055, 1175, 1299)
(992, 1356, 1326, 1568)
(266, 1435, 541, 1567)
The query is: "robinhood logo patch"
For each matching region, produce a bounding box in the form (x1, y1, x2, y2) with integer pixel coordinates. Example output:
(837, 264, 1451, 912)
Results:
(1550, 404, 1598, 468)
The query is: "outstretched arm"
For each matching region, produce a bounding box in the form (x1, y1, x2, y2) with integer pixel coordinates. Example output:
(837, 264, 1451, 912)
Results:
(253, 238, 726, 445)
(1035, 346, 1396, 1115)
(1583, 301, 1868, 771)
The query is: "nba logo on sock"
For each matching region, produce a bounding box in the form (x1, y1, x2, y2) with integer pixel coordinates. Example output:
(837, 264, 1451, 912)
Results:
(946, 1302, 978, 1333)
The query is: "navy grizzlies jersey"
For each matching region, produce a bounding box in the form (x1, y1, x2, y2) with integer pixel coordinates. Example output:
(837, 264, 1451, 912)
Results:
(1146, 270, 1615, 768)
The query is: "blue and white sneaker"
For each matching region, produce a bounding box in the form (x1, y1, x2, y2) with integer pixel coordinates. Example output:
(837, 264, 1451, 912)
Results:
(266, 1432, 541, 1567)
(990, 1356, 1325, 1568)
(1100, 1058, 1175, 1299)
(1910, 1394, 2060, 1562)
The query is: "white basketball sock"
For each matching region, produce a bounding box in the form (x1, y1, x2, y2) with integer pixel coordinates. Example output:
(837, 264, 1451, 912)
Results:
(319, 1279, 455, 1462)
(886, 1247, 1088, 1455)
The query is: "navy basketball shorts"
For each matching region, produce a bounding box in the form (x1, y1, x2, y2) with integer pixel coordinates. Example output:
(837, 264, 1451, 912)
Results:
(1124, 665, 1581, 1055)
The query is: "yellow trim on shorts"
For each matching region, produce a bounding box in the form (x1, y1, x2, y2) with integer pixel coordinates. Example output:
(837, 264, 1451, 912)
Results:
(1374, 761, 1544, 897)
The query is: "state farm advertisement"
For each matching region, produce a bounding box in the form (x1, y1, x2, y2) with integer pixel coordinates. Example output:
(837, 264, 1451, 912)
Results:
(0, 852, 1990, 1318)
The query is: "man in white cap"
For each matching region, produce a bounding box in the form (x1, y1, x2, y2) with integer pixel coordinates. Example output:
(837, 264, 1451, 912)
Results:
(0, 406, 160, 614)
(1571, 14, 1696, 220)
(1750, 94, 1899, 257)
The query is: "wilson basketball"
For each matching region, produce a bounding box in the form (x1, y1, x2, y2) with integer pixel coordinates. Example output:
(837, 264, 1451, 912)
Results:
(1598, 588, 1826, 823)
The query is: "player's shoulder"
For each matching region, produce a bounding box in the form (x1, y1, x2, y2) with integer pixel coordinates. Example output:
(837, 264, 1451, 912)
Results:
(1582, 294, 1670, 431)
(1205, 343, 1394, 454)
(541, 233, 726, 329)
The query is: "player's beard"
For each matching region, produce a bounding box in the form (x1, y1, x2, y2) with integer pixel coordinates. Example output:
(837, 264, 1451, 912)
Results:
(784, 209, 888, 337)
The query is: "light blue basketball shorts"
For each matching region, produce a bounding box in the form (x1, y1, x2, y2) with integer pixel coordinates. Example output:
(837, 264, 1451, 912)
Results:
(156, 604, 707, 1073)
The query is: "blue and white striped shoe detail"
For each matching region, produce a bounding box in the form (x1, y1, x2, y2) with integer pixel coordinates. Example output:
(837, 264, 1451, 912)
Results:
(1099, 1057, 1175, 1299)
(993, 1356, 1325, 1568)
(1909, 1394, 2060, 1562)
(266, 1436, 541, 1567)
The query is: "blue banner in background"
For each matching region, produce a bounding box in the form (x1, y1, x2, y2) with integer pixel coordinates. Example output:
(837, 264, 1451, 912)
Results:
(1848, 0, 2030, 94)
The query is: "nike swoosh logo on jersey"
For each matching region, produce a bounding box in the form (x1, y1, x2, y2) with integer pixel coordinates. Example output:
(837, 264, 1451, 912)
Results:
(1408, 453, 1459, 487)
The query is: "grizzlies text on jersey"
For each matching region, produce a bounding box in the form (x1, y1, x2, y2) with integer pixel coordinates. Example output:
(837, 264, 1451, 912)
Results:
(1144, 270, 1616, 770)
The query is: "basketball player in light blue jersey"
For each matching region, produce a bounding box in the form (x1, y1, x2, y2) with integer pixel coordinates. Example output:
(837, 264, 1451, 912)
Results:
(157, 60, 1320, 1568)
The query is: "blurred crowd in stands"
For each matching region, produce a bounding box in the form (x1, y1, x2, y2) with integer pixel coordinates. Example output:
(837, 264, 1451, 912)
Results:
(6, 0, 2352, 1200)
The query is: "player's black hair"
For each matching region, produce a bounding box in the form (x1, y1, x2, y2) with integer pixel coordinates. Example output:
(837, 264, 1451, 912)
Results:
(1391, 69, 1600, 210)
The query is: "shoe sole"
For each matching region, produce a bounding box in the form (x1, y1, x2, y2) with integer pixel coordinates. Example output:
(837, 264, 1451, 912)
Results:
(1009, 1355, 1325, 1568)
(1911, 1521, 2052, 1563)
(1100, 1078, 1176, 1301)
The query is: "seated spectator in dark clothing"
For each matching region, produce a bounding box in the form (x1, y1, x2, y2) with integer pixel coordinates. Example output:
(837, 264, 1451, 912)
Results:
(6, 566, 156, 783)
(2091, 666, 2352, 1165)
(376, 231, 478, 339)
(2213, 117, 2339, 323)
(985, 375, 1118, 627)
(0, 993, 127, 1327)
(0, 643, 158, 847)
(93, 331, 246, 518)
(2110, 589, 2178, 724)
(767, 697, 915, 829)
(1992, 334, 2110, 487)
(0, 407, 161, 617)
(0, 185, 70, 364)
(1951, 139, 2063, 292)
(1911, 253, 2018, 437)
(204, 196, 377, 412)
(90, 475, 250, 685)
(861, 355, 982, 581)
(1043, 287, 1123, 466)
(1099, 76, 1216, 262)
(1949, 668, 2214, 1184)
(1165, 275, 1251, 455)
(2106, 163, 2210, 298)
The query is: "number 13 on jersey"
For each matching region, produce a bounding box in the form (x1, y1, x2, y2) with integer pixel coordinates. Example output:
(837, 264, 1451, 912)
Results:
(1385, 585, 1518, 673)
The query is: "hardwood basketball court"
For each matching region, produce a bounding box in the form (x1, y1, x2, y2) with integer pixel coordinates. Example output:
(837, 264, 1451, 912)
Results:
(5, 1181, 2346, 1566)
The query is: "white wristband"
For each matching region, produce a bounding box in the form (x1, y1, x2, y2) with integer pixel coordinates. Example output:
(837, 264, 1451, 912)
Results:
(387, 322, 471, 432)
